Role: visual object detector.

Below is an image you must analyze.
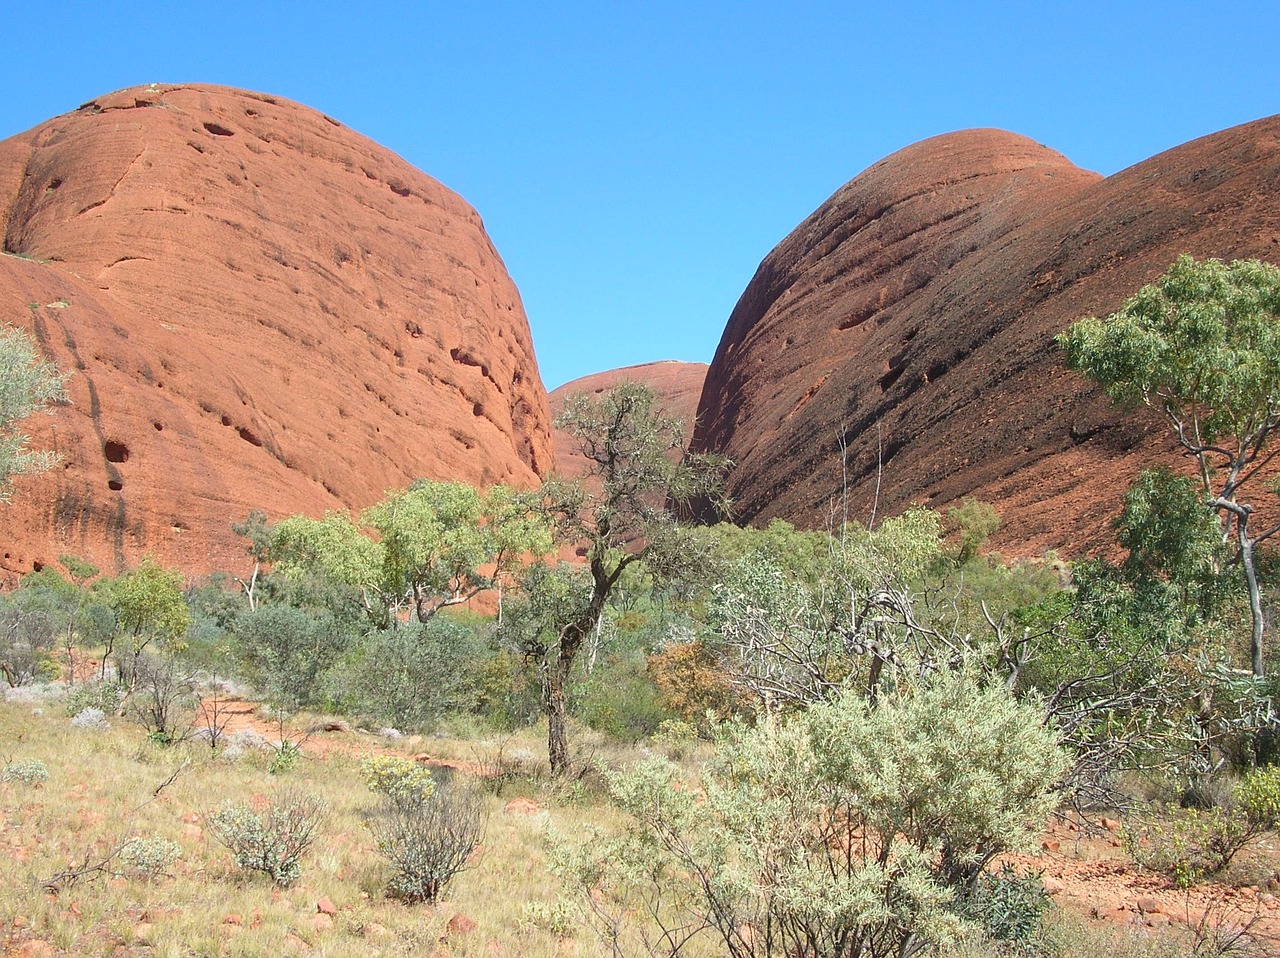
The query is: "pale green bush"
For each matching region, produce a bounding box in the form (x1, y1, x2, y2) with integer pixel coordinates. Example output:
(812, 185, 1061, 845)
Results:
(118, 835, 182, 880)
(555, 669, 1068, 958)
(2, 757, 49, 786)
(368, 777, 483, 904)
(207, 789, 323, 887)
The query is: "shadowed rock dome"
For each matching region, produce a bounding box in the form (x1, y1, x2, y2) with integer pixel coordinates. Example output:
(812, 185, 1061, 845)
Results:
(691, 120, 1280, 553)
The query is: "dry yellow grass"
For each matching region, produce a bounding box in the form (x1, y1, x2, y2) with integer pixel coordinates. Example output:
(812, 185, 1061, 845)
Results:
(0, 690, 637, 957)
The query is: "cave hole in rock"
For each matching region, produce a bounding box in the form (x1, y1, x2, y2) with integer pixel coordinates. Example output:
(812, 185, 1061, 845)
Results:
(47, 178, 62, 191)
(104, 440, 129, 463)
(238, 427, 264, 447)
(153, 421, 163, 431)
(221, 415, 233, 426)
(472, 402, 484, 417)
(108, 479, 123, 491)
(32, 560, 43, 572)
(203, 122, 235, 137)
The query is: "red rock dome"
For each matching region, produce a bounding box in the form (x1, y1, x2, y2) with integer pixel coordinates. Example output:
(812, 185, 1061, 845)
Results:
(0, 84, 551, 579)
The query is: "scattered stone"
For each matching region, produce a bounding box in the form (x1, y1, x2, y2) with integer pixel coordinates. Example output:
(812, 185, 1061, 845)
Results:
(1040, 839, 1060, 853)
(316, 897, 337, 915)
(1144, 913, 1172, 928)
(1041, 876, 1065, 896)
(133, 922, 154, 943)
(503, 798, 540, 816)
(16, 940, 54, 958)
(364, 922, 391, 940)
(308, 719, 351, 733)
(1100, 817, 1121, 833)
(311, 914, 334, 933)
(1136, 896, 1162, 915)
(447, 913, 477, 936)
(223, 914, 243, 926)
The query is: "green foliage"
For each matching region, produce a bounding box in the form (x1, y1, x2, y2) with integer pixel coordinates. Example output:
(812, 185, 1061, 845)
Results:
(230, 603, 348, 712)
(269, 481, 551, 626)
(1060, 255, 1280, 677)
(0, 324, 67, 501)
(207, 789, 324, 887)
(0, 589, 61, 687)
(576, 651, 673, 742)
(947, 497, 1001, 566)
(1234, 765, 1280, 828)
(1124, 805, 1252, 888)
(361, 755, 436, 804)
(1116, 468, 1228, 624)
(64, 680, 124, 718)
(1059, 255, 1280, 449)
(1, 757, 49, 786)
(327, 617, 486, 731)
(557, 670, 1068, 958)
(108, 558, 192, 651)
(956, 864, 1051, 953)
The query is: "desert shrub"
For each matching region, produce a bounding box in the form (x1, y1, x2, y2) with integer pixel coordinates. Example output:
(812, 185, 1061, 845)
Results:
(118, 835, 182, 880)
(0, 591, 61, 687)
(65, 680, 123, 718)
(1, 757, 49, 786)
(956, 864, 1052, 954)
(1235, 764, 1280, 827)
(1126, 766, 1280, 887)
(208, 789, 324, 887)
(230, 603, 348, 712)
(326, 617, 484, 730)
(577, 652, 672, 742)
(124, 652, 197, 745)
(361, 754, 435, 803)
(368, 776, 484, 904)
(556, 669, 1068, 958)
(69, 706, 110, 730)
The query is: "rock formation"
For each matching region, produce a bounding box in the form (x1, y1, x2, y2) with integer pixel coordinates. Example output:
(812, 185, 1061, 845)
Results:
(691, 119, 1280, 553)
(548, 361, 709, 479)
(0, 84, 551, 580)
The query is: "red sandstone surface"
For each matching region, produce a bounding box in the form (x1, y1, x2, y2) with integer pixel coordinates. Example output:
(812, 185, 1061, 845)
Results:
(691, 120, 1280, 554)
(0, 84, 551, 581)
(548, 361, 709, 479)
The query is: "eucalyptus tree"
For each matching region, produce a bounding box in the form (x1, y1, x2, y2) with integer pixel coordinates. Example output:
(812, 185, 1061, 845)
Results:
(1060, 255, 1280, 676)
(506, 383, 728, 773)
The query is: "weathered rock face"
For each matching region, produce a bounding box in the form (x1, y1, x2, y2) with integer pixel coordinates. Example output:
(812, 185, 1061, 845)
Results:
(548, 361, 709, 479)
(692, 120, 1280, 554)
(0, 84, 551, 580)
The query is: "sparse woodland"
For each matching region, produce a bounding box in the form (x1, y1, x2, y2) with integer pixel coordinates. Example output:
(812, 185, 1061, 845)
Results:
(4, 257, 1280, 956)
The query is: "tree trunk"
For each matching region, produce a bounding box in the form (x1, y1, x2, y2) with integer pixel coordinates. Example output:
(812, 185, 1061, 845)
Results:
(547, 652, 571, 773)
(547, 626, 584, 774)
(1239, 521, 1265, 677)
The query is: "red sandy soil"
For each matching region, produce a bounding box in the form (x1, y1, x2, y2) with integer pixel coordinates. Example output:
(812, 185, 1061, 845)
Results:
(0, 84, 551, 583)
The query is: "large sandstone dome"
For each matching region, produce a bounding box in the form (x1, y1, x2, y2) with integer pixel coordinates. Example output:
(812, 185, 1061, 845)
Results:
(691, 120, 1280, 553)
(549, 361, 709, 479)
(0, 84, 551, 579)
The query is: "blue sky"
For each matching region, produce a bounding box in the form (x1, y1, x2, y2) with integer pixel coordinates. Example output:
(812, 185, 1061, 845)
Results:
(2, 2, 1276, 389)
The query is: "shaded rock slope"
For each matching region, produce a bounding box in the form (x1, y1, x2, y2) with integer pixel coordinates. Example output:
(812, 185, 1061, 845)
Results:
(549, 361, 709, 479)
(0, 84, 551, 579)
(691, 120, 1280, 553)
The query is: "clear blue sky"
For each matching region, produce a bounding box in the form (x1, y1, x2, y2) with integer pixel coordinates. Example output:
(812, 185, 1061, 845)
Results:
(2, 2, 1276, 389)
